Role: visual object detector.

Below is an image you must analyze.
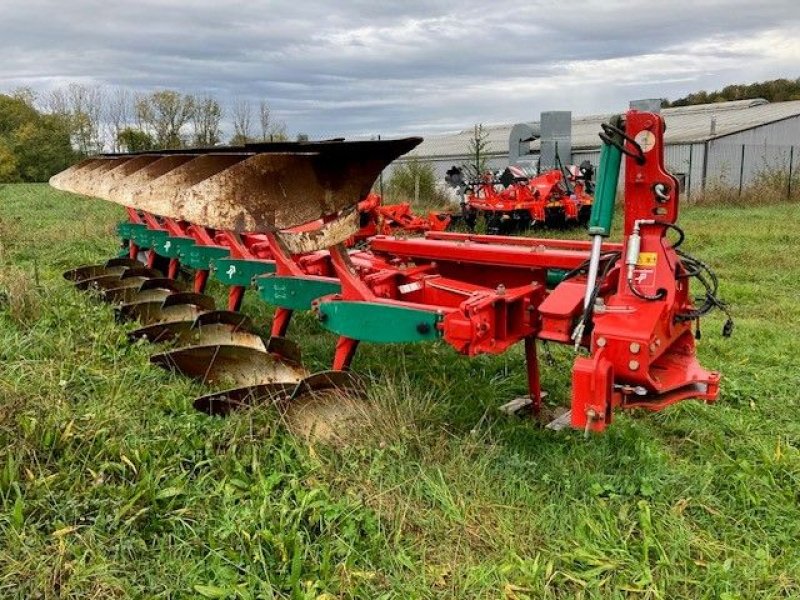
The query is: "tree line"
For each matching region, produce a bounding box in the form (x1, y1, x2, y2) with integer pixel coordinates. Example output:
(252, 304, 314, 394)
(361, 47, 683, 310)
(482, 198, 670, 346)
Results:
(0, 85, 290, 183)
(664, 77, 800, 107)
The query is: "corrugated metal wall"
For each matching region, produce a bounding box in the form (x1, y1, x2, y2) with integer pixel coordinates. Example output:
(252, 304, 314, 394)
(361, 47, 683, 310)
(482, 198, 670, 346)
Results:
(384, 115, 800, 200)
(711, 116, 800, 147)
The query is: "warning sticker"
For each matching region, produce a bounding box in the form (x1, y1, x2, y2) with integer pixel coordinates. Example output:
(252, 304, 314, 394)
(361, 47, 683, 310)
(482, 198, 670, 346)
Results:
(634, 130, 656, 153)
(637, 252, 658, 267)
(398, 282, 423, 295)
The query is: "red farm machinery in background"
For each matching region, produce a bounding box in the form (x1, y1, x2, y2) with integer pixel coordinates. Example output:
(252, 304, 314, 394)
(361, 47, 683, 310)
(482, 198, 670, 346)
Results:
(352, 193, 451, 242)
(446, 161, 595, 234)
(53, 109, 730, 433)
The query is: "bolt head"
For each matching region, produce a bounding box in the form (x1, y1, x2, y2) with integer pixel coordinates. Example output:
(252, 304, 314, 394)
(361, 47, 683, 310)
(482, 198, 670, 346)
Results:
(596, 337, 607, 348)
(628, 360, 640, 370)
(629, 342, 641, 354)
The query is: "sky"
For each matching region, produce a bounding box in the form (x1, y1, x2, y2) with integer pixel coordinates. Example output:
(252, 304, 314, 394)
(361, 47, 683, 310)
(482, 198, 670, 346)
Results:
(1, 0, 799, 138)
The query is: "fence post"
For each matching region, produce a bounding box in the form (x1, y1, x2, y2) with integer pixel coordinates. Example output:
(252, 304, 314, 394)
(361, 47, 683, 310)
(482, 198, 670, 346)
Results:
(738, 144, 746, 196)
(789, 146, 795, 201)
(701, 141, 709, 192)
(414, 173, 420, 205)
(687, 145, 693, 201)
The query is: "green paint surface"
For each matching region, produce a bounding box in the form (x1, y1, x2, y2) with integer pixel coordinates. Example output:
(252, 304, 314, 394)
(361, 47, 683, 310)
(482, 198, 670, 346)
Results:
(317, 300, 441, 343)
(154, 236, 196, 259)
(180, 245, 230, 270)
(212, 258, 275, 287)
(257, 275, 341, 310)
(588, 115, 624, 237)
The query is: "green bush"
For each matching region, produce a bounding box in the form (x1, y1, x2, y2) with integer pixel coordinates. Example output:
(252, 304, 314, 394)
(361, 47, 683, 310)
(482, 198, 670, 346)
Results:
(385, 158, 451, 209)
(0, 95, 76, 183)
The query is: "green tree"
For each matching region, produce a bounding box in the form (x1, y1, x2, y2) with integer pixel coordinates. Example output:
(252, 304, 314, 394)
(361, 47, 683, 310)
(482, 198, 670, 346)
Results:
(136, 90, 194, 149)
(387, 158, 449, 208)
(0, 94, 76, 182)
(12, 116, 76, 181)
(117, 127, 155, 153)
(0, 141, 18, 181)
(191, 95, 223, 147)
(666, 77, 800, 106)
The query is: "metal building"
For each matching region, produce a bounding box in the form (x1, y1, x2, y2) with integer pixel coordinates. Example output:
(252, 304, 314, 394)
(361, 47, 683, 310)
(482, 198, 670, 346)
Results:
(400, 98, 800, 197)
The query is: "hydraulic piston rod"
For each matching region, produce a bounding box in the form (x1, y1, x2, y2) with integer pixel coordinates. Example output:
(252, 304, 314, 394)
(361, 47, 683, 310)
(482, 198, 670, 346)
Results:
(572, 114, 624, 348)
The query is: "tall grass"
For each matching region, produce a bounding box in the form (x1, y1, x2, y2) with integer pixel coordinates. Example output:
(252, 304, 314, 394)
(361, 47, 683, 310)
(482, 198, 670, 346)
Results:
(1, 184, 799, 598)
(691, 164, 800, 207)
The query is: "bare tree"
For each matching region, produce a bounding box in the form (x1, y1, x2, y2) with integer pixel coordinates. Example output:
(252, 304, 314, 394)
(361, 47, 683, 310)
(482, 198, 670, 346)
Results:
(133, 92, 152, 132)
(231, 98, 253, 144)
(266, 120, 289, 142)
(105, 88, 132, 152)
(11, 87, 36, 107)
(191, 94, 223, 147)
(66, 83, 105, 154)
(136, 90, 195, 149)
(257, 100, 288, 141)
(259, 100, 271, 141)
(44, 88, 69, 116)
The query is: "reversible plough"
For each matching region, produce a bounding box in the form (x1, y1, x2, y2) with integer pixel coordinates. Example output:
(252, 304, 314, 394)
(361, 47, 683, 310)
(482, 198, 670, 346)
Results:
(53, 111, 730, 432)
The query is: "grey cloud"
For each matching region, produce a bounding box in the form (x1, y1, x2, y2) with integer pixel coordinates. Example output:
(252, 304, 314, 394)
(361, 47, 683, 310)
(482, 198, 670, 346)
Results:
(1, 0, 797, 137)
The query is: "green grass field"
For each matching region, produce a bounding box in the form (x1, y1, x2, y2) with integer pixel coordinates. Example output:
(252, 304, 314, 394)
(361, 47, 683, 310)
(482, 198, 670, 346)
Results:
(1, 183, 799, 599)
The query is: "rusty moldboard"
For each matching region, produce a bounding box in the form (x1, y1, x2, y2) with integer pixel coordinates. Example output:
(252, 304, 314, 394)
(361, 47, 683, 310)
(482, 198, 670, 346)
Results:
(49, 138, 422, 234)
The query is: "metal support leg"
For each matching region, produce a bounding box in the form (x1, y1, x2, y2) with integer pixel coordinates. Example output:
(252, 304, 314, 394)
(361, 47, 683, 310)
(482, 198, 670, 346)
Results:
(146, 249, 157, 269)
(271, 308, 293, 338)
(167, 258, 180, 280)
(193, 269, 210, 294)
(333, 337, 360, 371)
(129, 243, 140, 261)
(524, 336, 542, 417)
(227, 286, 245, 312)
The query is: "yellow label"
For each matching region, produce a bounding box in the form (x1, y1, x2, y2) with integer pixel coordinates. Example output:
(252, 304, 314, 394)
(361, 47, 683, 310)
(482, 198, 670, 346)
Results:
(637, 252, 658, 267)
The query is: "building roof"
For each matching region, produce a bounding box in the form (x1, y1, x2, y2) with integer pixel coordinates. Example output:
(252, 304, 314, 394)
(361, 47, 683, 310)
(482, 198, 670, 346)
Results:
(410, 98, 800, 159)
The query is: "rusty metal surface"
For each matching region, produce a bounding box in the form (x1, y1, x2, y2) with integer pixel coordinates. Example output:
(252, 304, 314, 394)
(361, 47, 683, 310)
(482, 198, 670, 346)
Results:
(151, 342, 307, 387)
(290, 370, 364, 400)
(119, 292, 214, 333)
(74, 267, 161, 292)
(191, 370, 361, 416)
(102, 274, 183, 303)
(64, 258, 140, 283)
(68, 157, 135, 197)
(49, 138, 422, 233)
(277, 209, 360, 254)
(49, 158, 107, 192)
(64, 258, 142, 283)
(117, 289, 179, 321)
(147, 311, 315, 412)
(172, 320, 266, 352)
(107, 155, 196, 193)
(89, 155, 163, 198)
(194, 383, 297, 416)
(112, 278, 188, 315)
(265, 336, 302, 366)
(128, 311, 202, 343)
